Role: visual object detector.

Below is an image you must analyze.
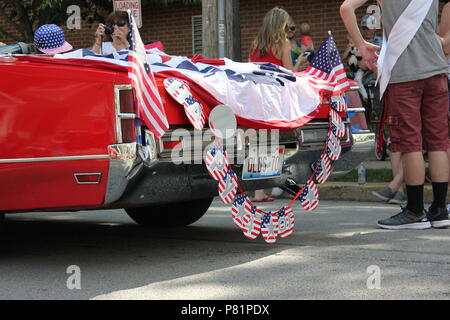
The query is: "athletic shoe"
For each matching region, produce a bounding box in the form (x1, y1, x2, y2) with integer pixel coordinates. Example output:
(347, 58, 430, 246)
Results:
(427, 207, 450, 229)
(377, 207, 431, 230)
(372, 186, 395, 201)
(388, 191, 407, 205)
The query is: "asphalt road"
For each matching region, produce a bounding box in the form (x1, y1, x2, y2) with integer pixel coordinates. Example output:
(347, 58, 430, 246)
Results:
(0, 199, 449, 300)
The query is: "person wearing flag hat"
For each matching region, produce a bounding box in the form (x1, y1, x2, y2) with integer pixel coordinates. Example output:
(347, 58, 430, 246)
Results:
(341, 0, 449, 230)
(34, 24, 72, 54)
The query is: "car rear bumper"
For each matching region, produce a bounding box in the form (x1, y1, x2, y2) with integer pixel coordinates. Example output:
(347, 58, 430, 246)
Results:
(106, 130, 375, 208)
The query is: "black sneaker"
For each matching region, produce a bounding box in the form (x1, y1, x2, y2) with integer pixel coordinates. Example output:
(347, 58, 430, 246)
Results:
(427, 207, 450, 229)
(371, 187, 395, 202)
(377, 207, 431, 230)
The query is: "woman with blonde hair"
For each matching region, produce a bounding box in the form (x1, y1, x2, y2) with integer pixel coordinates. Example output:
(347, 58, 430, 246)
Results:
(249, 7, 307, 202)
(249, 7, 308, 72)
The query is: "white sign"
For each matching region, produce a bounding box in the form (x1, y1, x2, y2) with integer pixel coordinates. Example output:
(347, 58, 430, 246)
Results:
(113, 0, 142, 28)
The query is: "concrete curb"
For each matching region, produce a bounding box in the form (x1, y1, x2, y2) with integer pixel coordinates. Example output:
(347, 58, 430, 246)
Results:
(269, 182, 450, 203)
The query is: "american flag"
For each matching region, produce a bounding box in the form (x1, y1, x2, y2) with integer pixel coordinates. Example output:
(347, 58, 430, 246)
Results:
(242, 206, 262, 240)
(204, 145, 228, 181)
(300, 179, 319, 211)
(127, 11, 168, 139)
(218, 168, 238, 204)
(231, 194, 253, 229)
(315, 153, 332, 184)
(330, 109, 345, 138)
(277, 206, 295, 238)
(305, 33, 351, 95)
(261, 212, 279, 244)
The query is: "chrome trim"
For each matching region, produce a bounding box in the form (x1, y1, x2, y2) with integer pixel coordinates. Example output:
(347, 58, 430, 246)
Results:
(118, 113, 136, 120)
(104, 143, 141, 204)
(347, 107, 366, 113)
(74, 173, 102, 184)
(140, 130, 158, 163)
(0, 155, 109, 164)
(156, 128, 300, 164)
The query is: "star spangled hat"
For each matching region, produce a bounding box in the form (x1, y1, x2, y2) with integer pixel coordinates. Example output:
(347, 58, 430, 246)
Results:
(34, 24, 72, 54)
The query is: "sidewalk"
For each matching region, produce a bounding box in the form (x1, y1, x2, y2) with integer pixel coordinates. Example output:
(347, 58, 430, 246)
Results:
(316, 182, 444, 203)
(277, 160, 450, 203)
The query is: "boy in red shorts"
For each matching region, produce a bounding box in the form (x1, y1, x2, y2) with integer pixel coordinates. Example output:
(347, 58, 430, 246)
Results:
(341, 0, 450, 229)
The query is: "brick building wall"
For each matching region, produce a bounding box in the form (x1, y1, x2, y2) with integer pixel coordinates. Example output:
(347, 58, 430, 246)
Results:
(0, 1, 377, 61)
(239, 0, 372, 61)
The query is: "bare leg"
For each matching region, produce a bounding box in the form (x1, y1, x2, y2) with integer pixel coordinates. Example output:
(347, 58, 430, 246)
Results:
(389, 152, 404, 192)
(254, 189, 271, 201)
(428, 151, 449, 183)
(402, 152, 425, 186)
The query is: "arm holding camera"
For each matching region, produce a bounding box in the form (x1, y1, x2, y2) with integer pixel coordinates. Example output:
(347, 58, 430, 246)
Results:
(92, 23, 107, 54)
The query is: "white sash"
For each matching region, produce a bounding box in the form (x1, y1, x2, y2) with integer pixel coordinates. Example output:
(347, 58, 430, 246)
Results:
(377, 0, 434, 98)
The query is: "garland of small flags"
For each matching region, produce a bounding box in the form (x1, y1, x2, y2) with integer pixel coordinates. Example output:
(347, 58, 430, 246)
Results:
(164, 77, 347, 244)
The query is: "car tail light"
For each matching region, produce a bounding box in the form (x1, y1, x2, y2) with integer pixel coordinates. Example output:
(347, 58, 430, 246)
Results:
(163, 141, 182, 150)
(114, 85, 139, 143)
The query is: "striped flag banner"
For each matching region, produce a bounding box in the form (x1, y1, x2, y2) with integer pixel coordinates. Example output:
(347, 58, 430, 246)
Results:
(315, 153, 332, 184)
(163, 78, 206, 130)
(326, 131, 342, 161)
(331, 95, 347, 112)
(231, 194, 253, 229)
(204, 145, 229, 181)
(330, 109, 345, 138)
(218, 168, 239, 204)
(300, 179, 319, 211)
(261, 211, 279, 244)
(277, 206, 295, 238)
(242, 206, 263, 240)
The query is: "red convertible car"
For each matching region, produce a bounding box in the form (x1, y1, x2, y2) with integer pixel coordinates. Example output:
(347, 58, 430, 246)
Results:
(0, 51, 374, 227)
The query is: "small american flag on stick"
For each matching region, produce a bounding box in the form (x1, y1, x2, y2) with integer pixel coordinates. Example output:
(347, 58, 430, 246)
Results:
(305, 32, 351, 95)
(127, 11, 168, 138)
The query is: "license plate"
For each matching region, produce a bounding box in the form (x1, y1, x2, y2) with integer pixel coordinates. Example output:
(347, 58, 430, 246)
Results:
(242, 146, 285, 180)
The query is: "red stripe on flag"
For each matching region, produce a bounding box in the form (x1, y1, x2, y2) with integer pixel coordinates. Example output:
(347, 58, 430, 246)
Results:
(128, 53, 168, 138)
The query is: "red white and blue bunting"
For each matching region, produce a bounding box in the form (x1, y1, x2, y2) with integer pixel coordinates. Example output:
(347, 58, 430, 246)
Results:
(165, 77, 347, 244)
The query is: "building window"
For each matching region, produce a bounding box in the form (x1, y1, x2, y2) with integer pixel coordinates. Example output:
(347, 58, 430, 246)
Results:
(192, 15, 202, 55)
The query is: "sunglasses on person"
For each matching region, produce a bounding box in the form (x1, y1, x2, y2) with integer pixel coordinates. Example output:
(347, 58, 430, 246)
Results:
(111, 22, 128, 27)
(288, 26, 296, 32)
(104, 21, 128, 35)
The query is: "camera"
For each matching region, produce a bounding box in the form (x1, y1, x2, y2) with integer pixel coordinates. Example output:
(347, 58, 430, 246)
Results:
(104, 25, 113, 35)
